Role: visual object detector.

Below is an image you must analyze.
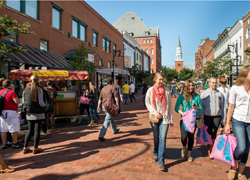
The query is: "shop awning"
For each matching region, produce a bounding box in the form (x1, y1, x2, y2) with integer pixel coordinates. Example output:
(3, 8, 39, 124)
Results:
(4, 40, 71, 69)
(9, 69, 89, 81)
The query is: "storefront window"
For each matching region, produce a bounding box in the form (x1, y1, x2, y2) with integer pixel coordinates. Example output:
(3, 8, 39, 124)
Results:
(124, 46, 134, 68)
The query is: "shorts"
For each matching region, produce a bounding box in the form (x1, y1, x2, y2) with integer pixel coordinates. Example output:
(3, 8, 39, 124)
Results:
(0, 110, 20, 133)
(80, 104, 90, 115)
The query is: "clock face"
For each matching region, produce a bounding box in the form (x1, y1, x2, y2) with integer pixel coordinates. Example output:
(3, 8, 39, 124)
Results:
(178, 63, 181, 67)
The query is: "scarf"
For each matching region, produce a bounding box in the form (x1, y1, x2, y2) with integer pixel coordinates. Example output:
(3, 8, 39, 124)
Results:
(152, 84, 166, 115)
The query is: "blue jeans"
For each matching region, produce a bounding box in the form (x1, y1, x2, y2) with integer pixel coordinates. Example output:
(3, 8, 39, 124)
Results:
(143, 94, 146, 105)
(99, 106, 117, 138)
(123, 94, 129, 104)
(150, 119, 169, 165)
(232, 118, 250, 166)
(89, 104, 100, 122)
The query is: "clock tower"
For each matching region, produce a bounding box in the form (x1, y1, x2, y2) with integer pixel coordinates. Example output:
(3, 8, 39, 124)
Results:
(175, 36, 183, 72)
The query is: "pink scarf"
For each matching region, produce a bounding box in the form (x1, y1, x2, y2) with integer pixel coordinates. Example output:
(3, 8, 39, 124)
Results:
(152, 84, 166, 115)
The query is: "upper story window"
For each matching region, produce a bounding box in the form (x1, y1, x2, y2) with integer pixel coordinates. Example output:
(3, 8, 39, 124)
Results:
(40, 39, 49, 51)
(52, 3, 63, 30)
(146, 39, 149, 43)
(150, 39, 152, 43)
(5, 31, 18, 43)
(151, 48, 154, 55)
(102, 36, 111, 53)
(108, 62, 111, 68)
(151, 59, 154, 64)
(239, 36, 241, 48)
(143, 39, 145, 43)
(145, 49, 148, 54)
(93, 30, 98, 47)
(6, 0, 39, 20)
(113, 43, 116, 55)
(72, 16, 87, 41)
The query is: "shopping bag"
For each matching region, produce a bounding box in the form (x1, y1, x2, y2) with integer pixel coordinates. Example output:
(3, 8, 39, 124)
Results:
(80, 92, 90, 105)
(182, 107, 196, 133)
(196, 124, 212, 145)
(210, 134, 237, 166)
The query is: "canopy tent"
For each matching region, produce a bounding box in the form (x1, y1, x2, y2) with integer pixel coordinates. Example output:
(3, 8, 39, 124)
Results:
(9, 69, 89, 81)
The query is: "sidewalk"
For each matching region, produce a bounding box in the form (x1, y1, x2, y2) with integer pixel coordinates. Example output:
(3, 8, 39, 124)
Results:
(1, 94, 249, 180)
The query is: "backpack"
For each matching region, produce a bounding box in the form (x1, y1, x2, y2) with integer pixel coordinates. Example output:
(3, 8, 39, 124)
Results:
(0, 89, 10, 116)
(44, 88, 54, 113)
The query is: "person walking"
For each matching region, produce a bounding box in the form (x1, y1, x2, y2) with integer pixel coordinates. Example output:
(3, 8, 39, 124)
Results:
(129, 82, 136, 103)
(172, 79, 179, 98)
(86, 82, 101, 125)
(97, 77, 119, 141)
(122, 81, 130, 105)
(22, 75, 45, 154)
(45, 80, 58, 129)
(217, 78, 230, 114)
(175, 80, 201, 162)
(200, 77, 226, 159)
(142, 83, 148, 107)
(146, 72, 173, 171)
(0, 80, 22, 149)
(114, 80, 123, 115)
(224, 65, 250, 180)
(78, 85, 91, 125)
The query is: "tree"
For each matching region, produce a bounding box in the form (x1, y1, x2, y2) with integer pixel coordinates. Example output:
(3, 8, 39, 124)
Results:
(0, 0, 34, 72)
(162, 66, 178, 82)
(178, 68, 195, 81)
(202, 55, 233, 79)
(68, 43, 96, 79)
(129, 64, 152, 84)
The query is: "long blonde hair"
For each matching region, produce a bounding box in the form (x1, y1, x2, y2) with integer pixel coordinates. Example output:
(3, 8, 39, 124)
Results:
(234, 65, 250, 86)
(89, 82, 96, 92)
(30, 75, 40, 102)
(183, 80, 196, 106)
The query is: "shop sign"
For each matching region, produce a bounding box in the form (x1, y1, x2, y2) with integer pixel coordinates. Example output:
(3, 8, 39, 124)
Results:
(88, 54, 94, 63)
(33, 70, 69, 77)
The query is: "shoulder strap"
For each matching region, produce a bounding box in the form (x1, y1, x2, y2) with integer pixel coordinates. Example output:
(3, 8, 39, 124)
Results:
(2, 89, 10, 98)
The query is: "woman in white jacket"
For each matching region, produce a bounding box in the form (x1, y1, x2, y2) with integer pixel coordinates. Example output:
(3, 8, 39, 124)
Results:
(146, 72, 173, 171)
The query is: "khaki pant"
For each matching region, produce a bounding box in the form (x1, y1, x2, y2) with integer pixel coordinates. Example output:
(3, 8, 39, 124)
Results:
(46, 105, 55, 128)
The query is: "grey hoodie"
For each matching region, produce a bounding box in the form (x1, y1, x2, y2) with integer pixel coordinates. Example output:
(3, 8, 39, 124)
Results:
(200, 88, 226, 122)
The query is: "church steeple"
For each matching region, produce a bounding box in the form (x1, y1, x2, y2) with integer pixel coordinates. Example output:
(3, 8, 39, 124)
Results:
(177, 35, 181, 47)
(175, 35, 183, 72)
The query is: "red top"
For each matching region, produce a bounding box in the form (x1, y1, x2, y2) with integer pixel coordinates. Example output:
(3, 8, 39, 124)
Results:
(0, 88, 18, 111)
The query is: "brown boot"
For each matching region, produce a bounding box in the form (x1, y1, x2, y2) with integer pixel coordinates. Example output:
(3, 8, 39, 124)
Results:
(0, 154, 14, 173)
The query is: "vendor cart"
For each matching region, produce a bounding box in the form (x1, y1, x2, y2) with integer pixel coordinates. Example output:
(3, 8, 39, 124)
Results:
(9, 69, 89, 118)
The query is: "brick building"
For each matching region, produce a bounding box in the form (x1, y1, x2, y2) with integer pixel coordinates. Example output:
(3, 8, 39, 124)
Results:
(113, 12, 162, 73)
(1, 0, 124, 80)
(195, 38, 215, 78)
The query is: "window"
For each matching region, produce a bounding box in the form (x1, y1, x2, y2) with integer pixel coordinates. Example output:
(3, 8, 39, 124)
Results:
(108, 62, 111, 68)
(6, 0, 39, 19)
(143, 39, 145, 43)
(145, 49, 148, 54)
(40, 39, 49, 51)
(113, 43, 116, 54)
(150, 39, 152, 43)
(93, 30, 98, 47)
(5, 31, 18, 43)
(151, 49, 154, 55)
(239, 36, 241, 48)
(146, 39, 149, 43)
(72, 16, 87, 41)
(102, 36, 111, 53)
(151, 59, 154, 64)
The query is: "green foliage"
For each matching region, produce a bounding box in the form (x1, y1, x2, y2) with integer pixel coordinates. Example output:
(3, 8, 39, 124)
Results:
(0, 0, 34, 62)
(68, 43, 96, 79)
(202, 55, 233, 79)
(142, 75, 154, 85)
(129, 64, 152, 84)
(161, 66, 178, 82)
(178, 68, 195, 81)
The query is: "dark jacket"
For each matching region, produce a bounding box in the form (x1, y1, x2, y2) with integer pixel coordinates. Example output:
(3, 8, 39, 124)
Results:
(87, 88, 98, 107)
(23, 86, 45, 114)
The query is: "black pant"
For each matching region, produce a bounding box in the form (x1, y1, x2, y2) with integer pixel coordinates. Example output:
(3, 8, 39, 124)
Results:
(24, 120, 42, 148)
(41, 116, 47, 133)
(180, 120, 196, 151)
(130, 93, 136, 102)
(204, 115, 221, 139)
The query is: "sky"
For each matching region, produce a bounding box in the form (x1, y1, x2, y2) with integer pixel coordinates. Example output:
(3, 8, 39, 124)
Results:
(86, 1, 250, 68)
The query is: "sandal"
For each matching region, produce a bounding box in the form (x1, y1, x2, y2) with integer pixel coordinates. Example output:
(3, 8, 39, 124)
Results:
(237, 173, 247, 180)
(23, 147, 31, 154)
(228, 169, 237, 180)
(188, 157, 193, 162)
(33, 148, 43, 154)
(181, 149, 185, 158)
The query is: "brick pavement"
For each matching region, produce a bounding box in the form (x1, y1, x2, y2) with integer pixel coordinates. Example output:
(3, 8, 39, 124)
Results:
(1, 94, 250, 180)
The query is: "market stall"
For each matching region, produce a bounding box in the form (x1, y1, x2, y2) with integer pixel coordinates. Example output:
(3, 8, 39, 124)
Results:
(9, 69, 89, 117)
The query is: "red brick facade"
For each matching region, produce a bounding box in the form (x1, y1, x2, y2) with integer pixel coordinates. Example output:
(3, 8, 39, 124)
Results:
(135, 37, 161, 73)
(175, 61, 183, 72)
(1, 1, 123, 69)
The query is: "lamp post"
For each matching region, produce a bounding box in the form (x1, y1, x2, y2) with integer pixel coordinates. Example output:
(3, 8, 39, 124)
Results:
(227, 42, 238, 86)
(112, 50, 121, 83)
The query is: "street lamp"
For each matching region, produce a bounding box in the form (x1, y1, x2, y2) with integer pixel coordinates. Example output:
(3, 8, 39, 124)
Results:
(226, 42, 239, 86)
(112, 50, 121, 83)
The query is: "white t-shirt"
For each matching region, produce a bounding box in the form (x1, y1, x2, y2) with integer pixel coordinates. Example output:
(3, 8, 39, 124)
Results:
(217, 87, 230, 109)
(130, 84, 135, 93)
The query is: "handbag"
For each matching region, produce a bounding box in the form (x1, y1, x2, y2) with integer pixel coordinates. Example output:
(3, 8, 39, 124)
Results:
(104, 99, 119, 117)
(80, 92, 90, 105)
(150, 114, 159, 124)
(196, 124, 212, 145)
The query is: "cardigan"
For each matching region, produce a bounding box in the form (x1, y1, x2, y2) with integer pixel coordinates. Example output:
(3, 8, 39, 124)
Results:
(146, 86, 173, 125)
